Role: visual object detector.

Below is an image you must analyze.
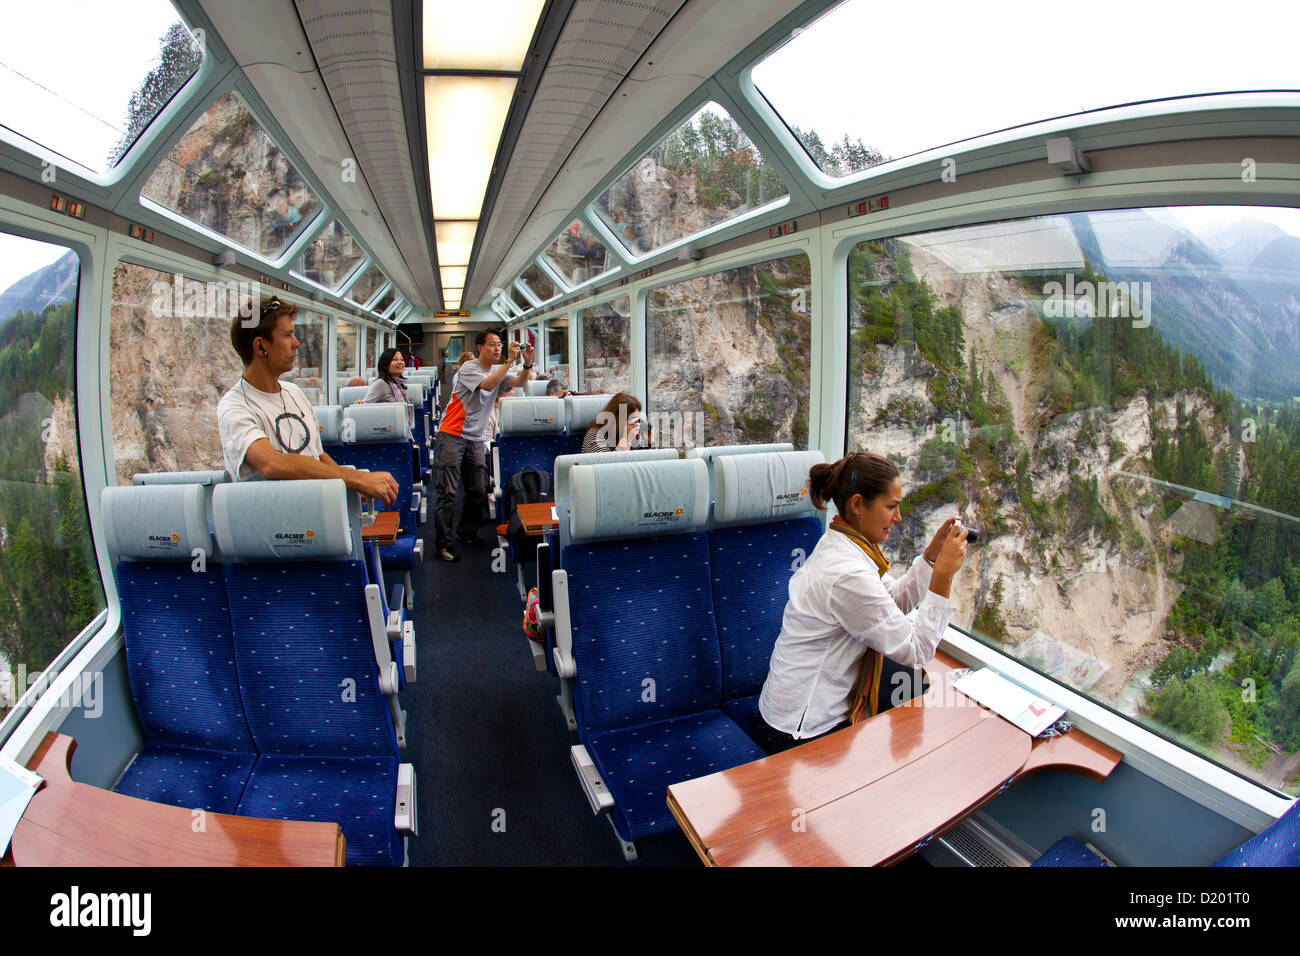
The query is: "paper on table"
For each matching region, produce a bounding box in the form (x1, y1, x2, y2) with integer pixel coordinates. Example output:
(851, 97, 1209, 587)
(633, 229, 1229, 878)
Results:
(0, 756, 42, 856)
(954, 668, 1064, 737)
(550, 506, 557, 522)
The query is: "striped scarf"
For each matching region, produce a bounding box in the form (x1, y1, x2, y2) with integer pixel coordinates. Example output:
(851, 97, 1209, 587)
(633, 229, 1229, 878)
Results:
(829, 515, 892, 725)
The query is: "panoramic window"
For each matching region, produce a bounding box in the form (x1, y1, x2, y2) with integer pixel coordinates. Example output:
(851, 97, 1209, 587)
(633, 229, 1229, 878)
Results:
(544, 219, 612, 287)
(845, 206, 1300, 795)
(372, 286, 397, 318)
(0, 3, 201, 173)
(577, 297, 631, 395)
(520, 263, 557, 304)
(753, 0, 1300, 178)
(282, 309, 325, 406)
(109, 262, 246, 485)
(0, 233, 104, 713)
(363, 327, 378, 380)
(594, 102, 788, 256)
(647, 254, 811, 450)
(543, 317, 569, 382)
(336, 319, 359, 400)
(346, 264, 385, 308)
(140, 91, 323, 259)
(292, 218, 366, 292)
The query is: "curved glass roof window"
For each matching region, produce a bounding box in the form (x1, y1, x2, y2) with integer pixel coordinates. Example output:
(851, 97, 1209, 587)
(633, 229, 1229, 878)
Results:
(372, 286, 398, 317)
(520, 262, 557, 304)
(346, 263, 387, 308)
(141, 92, 323, 259)
(0, 4, 201, 174)
(293, 218, 366, 292)
(593, 102, 788, 257)
(752, 0, 1300, 180)
(544, 219, 613, 287)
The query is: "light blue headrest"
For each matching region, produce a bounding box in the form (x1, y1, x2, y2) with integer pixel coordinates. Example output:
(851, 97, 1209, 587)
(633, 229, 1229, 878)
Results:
(315, 405, 343, 443)
(339, 385, 368, 407)
(567, 394, 613, 431)
(101, 484, 212, 561)
(132, 470, 230, 486)
(212, 479, 352, 560)
(713, 451, 826, 528)
(687, 442, 797, 491)
(404, 381, 427, 405)
(403, 372, 434, 387)
(344, 403, 410, 442)
(553, 448, 677, 503)
(569, 458, 708, 542)
(500, 396, 565, 435)
(524, 379, 549, 397)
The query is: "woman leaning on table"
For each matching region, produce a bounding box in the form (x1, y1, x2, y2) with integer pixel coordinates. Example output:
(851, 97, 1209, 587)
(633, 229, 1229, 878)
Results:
(755, 451, 970, 755)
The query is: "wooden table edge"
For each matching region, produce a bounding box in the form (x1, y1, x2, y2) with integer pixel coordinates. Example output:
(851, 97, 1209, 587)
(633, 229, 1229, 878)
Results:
(666, 790, 716, 867)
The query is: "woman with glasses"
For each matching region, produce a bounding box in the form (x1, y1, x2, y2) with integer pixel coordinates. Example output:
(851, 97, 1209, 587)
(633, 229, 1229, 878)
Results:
(216, 296, 399, 506)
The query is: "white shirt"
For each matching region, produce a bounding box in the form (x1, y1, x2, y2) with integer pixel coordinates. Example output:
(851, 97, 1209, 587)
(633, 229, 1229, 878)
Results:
(758, 529, 956, 739)
(217, 378, 323, 481)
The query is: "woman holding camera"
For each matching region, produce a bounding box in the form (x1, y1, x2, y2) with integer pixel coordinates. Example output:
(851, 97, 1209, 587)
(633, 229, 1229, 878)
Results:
(755, 451, 970, 754)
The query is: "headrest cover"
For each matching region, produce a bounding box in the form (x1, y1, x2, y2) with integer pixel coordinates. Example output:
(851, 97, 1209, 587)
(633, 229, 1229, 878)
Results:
(338, 385, 368, 407)
(569, 458, 709, 541)
(132, 470, 230, 486)
(524, 379, 549, 397)
(403, 381, 427, 405)
(213, 479, 352, 560)
(500, 396, 565, 435)
(344, 403, 410, 442)
(566, 394, 613, 431)
(553, 448, 677, 502)
(713, 451, 826, 527)
(102, 484, 212, 560)
(403, 372, 434, 386)
(686, 442, 797, 490)
(315, 405, 343, 444)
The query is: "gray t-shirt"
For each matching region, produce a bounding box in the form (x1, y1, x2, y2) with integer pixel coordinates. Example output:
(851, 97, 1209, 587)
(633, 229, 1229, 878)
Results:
(441, 359, 511, 442)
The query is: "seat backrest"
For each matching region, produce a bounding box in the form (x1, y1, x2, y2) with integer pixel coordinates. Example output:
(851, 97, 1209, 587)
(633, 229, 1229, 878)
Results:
(497, 397, 569, 513)
(338, 385, 369, 407)
(707, 451, 826, 702)
(552, 448, 678, 549)
(101, 483, 255, 755)
(213, 479, 397, 758)
(566, 394, 613, 434)
(524, 379, 549, 397)
(1213, 799, 1300, 866)
(314, 405, 344, 445)
(563, 458, 720, 736)
(686, 442, 797, 496)
(333, 404, 417, 516)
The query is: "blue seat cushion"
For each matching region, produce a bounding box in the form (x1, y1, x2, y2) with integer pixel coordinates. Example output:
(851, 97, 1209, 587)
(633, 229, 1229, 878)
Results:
(379, 532, 420, 571)
(237, 754, 402, 866)
(114, 742, 255, 814)
(1212, 799, 1300, 866)
(1032, 836, 1109, 867)
(586, 709, 764, 842)
(721, 694, 762, 739)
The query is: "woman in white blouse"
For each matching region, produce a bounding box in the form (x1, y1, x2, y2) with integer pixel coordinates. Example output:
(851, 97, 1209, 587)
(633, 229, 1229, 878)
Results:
(756, 451, 969, 753)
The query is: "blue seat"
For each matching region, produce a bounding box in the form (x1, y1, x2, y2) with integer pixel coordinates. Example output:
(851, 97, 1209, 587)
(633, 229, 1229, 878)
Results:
(1032, 836, 1110, 867)
(1212, 799, 1300, 866)
(492, 396, 570, 520)
(101, 483, 257, 815)
(705, 450, 826, 746)
(213, 479, 415, 866)
(554, 458, 764, 855)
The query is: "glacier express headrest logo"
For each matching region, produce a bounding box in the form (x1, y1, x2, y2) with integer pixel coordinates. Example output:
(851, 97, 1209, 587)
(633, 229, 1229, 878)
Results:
(640, 505, 686, 526)
(774, 488, 808, 507)
(274, 528, 315, 542)
(146, 532, 180, 548)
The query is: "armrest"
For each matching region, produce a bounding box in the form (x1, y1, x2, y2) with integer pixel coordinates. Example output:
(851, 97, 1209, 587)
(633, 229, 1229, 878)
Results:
(552, 568, 574, 678)
(491, 441, 502, 500)
(537, 541, 555, 629)
(395, 763, 417, 835)
(570, 745, 613, 814)
(365, 584, 400, 696)
(387, 582, 405, 639)
(402, 621, 416, 684)
(408, 491, 420, 516)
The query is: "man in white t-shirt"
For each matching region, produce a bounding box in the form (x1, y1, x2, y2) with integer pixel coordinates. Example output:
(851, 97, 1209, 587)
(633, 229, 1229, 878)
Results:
(216, 297, 398, 506)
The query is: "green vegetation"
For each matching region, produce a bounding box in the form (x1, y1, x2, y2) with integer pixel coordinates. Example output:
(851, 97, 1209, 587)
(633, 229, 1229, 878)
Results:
(0, 300, 102, 682)
(107, 21, 203, 166)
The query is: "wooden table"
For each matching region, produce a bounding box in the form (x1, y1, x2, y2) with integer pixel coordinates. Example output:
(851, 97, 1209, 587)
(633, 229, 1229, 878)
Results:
(6, 733, 345, 867)
(516, 501, 559, 536)
(666, 653, 1120, 866)
(361, 510, 400, 546)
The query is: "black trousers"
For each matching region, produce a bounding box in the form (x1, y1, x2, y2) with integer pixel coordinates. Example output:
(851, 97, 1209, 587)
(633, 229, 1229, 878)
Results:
(750, 714, 851, 755)
(433, 432, 486, 547)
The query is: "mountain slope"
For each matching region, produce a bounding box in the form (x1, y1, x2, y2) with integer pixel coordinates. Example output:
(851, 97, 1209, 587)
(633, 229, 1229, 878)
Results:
(0, 251, 79, 323)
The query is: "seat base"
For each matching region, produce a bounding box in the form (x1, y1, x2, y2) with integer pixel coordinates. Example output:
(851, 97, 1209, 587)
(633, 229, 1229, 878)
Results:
(114, 742, 255, 815)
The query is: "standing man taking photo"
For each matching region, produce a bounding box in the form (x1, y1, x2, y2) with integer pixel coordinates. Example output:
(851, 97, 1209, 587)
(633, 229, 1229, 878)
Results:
(434, 329, 534, 562)
(217, 296, 398, 507)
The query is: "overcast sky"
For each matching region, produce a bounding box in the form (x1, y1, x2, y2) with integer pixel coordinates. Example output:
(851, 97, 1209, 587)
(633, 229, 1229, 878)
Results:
(1, 0, 1299, 296)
